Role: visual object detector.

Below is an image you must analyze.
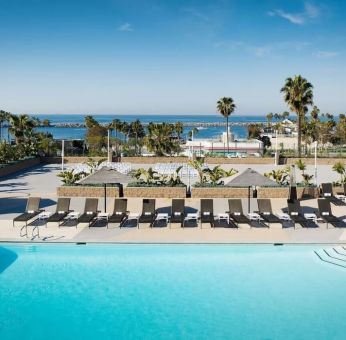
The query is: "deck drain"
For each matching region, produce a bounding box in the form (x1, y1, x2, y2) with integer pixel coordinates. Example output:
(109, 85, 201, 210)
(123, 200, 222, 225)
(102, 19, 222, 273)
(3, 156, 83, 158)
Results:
(76, 242, 87, 245)
(274, 243, 284, 246)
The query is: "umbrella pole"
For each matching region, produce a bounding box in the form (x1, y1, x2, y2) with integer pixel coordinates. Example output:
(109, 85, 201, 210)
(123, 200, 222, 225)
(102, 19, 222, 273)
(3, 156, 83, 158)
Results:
(248, 186, 251, 213)
(104, 184, 107, 213)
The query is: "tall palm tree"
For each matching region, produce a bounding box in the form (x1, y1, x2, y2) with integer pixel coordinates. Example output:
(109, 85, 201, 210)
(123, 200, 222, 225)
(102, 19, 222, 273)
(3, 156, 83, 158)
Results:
(217, 97, 236, 153)
(121, 122, 130, 143)
(281, 75, 314, 157)
(174, 121, 184, 141)
(266, 113, 274, 126)
(0, 110, 6, 141)
(130, 120, 144, 155)
(112, 119, 122, 139)
(84, 115, 98, 128)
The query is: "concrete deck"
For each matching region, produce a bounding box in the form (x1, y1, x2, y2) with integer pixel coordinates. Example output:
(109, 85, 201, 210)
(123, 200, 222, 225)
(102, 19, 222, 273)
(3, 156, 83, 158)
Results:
(1, 197, 346, 244)
(1, 164, 345, 244)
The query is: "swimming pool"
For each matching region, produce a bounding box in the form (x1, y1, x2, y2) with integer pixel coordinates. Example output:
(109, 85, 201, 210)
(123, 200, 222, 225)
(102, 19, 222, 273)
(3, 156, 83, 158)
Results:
(1, 244, 345, 340)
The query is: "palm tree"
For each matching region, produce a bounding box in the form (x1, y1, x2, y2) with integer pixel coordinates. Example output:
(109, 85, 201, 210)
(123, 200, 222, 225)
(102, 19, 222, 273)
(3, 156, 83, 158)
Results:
(145, 123, 179, 156)
(266, 113, 274, 126)
(130, 120, 144, 155)
(0, 110, 6, 141)
(217, 97, 236, 153)
(8, 114, 35, 144)
(84, 115, 98, 128)
(281, 75, 314, 157)
(174, 121, 184, 141)
(121, 122, 130, 143)
(310, 106, 319, 120)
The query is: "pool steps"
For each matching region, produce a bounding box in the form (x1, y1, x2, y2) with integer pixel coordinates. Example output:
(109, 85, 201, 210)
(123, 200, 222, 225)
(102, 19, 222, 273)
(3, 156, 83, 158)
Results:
(314, 247, 346, 268)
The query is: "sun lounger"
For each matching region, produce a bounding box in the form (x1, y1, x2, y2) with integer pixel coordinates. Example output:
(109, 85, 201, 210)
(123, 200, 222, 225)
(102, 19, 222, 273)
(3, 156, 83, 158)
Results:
(46, 198, 71, 226)
(321, 183, 346, 206)
(139, 199, 156, 227)
(257, 199, 282, 226)
(317, 198, 345, 228)
(200, 199, 214, 228)
(228, 199, 268, 228)
(77, 198, 99, 227)
(287, 199, 318, 228)
(109, 199, 128, 227)
(13, 197, 41, 227)
(170, 199, 185, 227)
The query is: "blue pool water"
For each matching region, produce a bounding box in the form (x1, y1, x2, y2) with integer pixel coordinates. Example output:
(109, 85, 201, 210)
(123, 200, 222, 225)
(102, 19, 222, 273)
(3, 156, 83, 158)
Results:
(0, 244, 345, 340)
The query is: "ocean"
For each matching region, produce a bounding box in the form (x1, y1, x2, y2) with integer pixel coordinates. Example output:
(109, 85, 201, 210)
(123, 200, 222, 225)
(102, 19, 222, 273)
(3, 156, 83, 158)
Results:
(30, 114, 267, 140)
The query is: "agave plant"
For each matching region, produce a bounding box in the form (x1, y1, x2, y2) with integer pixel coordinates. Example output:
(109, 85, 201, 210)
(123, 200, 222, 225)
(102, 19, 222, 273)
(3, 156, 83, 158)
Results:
(332, 162, 346, 184)
(57, 170, 86, 185)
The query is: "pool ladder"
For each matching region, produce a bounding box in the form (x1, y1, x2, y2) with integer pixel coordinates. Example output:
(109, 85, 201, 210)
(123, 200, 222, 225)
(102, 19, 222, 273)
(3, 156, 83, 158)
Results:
(314, 247, 346, 269)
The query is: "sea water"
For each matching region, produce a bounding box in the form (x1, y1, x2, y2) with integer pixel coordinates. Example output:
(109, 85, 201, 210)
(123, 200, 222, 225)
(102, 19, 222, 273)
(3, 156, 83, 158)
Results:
(1, 244, 345, 340)
(2, 114, 268, 140)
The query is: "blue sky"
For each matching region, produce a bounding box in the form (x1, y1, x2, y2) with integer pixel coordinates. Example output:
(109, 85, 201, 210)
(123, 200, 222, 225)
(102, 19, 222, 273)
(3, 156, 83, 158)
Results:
(0, 0, 345, 115)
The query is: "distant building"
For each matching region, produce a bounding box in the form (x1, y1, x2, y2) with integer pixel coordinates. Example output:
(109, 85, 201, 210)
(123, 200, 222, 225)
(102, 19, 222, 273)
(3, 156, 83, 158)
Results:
(182, 128, 263, 157)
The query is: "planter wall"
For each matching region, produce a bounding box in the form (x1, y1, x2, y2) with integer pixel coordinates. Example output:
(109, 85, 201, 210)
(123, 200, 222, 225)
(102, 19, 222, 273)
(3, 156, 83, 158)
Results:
(257, 187, 319, 199)
(41, 156, 345, 166)
(124, 186, 186, 198)
(57, 186, 120, 198)
(0, 158, 40, 178)
(191, 187, 249, 198)
(191, 186, 319, 198)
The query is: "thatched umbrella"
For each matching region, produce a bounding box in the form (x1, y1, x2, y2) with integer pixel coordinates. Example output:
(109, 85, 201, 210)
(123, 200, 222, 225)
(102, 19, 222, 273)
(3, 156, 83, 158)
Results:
(78, 167, 132, 212)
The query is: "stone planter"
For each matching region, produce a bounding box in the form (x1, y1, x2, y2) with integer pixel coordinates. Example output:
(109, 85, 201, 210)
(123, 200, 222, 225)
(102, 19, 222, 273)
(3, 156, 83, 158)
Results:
(124, 186, 186, 198)
(257, 187, 319, 199)
(0, 157, 40, 178)
(57, 186, 120, 197)
(191, 187, 249, 198)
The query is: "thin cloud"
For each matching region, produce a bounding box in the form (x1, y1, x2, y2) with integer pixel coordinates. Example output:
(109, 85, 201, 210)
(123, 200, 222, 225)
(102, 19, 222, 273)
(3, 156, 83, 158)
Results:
(268, 2, 321, 25)
(215, 40, 311, 58)
(118, 23, 133, 32)
(181, 7, 210, 21)
(304, 2, 320, 18)
(315, 51, 339, 58)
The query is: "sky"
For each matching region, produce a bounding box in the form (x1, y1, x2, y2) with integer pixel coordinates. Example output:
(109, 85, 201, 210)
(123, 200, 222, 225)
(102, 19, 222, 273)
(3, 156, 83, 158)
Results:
(0, 0, 345, 116)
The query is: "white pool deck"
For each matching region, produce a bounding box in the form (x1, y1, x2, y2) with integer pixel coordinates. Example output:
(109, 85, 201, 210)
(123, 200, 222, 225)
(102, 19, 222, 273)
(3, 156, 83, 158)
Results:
(1, 164, 346, 244)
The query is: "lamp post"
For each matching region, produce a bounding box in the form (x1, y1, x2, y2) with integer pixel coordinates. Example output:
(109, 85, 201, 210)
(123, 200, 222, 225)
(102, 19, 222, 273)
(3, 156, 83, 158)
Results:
(275, 130, 278, 166)
(61, 140, 65, 171)
(314, 141, 318, 186)
(107, 129, 111, 163)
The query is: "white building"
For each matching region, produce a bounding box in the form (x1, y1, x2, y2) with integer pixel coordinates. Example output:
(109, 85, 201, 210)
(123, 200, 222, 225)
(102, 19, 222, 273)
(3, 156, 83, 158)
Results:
(182, 129, 263, 157)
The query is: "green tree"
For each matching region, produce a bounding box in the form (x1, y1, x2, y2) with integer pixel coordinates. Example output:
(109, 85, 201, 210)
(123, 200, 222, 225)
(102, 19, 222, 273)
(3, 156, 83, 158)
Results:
(217, 97, 236, 153)
(281, 75, 314, 157)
